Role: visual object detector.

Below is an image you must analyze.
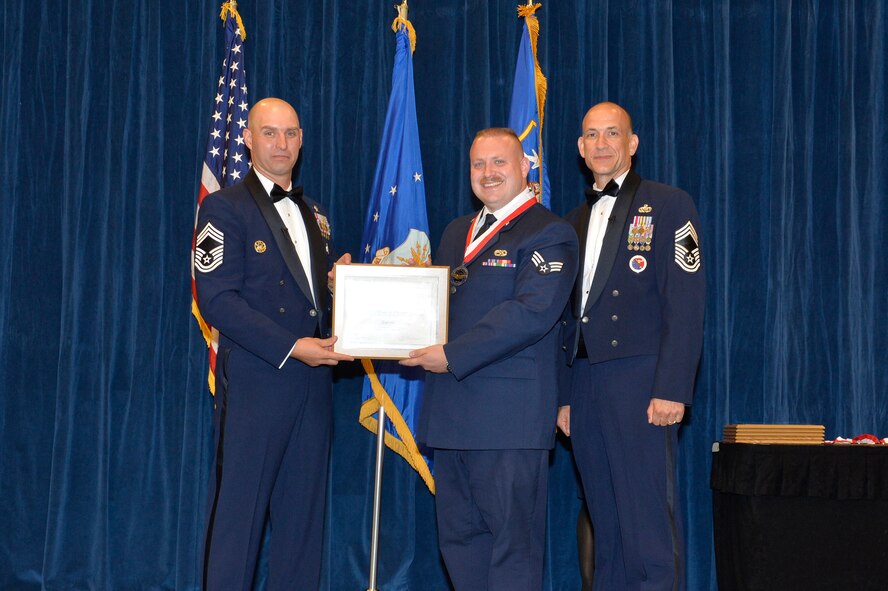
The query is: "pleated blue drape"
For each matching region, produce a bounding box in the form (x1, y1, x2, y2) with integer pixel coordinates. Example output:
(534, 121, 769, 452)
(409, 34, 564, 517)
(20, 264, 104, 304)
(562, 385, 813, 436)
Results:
(1, 1, 885, 589)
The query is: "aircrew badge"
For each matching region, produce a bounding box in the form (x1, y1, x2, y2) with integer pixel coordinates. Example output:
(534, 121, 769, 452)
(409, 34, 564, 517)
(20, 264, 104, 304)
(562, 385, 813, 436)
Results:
(194, 222, 224, 273)
(531, 250, 563, 274)
(627, 215, 653, 251)
(254, 240, 266, 253)
(629, 255, 647, 273)
(638, 204, 652, 213)
(314, 211, 331, 240)
(674, 221, 701, 272)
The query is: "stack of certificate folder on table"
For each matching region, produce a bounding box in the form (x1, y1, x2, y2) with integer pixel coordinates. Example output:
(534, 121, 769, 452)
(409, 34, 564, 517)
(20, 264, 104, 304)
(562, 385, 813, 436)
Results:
(722, 424, 825, 444)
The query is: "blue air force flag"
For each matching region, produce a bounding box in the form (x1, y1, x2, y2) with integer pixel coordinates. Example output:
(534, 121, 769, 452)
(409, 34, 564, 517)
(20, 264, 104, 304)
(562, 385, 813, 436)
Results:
(508, 2, 550, 208)
(357, 16, 434, 493)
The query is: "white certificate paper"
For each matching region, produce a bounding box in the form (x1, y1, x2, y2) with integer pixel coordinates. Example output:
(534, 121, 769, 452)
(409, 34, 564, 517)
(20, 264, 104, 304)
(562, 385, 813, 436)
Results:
(332, 264, 449, 358)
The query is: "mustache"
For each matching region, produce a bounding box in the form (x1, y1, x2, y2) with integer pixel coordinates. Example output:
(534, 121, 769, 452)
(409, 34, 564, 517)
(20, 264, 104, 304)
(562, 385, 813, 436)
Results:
(478, 174, 505, 183)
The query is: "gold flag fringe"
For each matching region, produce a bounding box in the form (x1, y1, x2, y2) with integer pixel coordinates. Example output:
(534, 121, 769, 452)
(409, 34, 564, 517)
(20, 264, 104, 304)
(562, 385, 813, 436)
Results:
(516, 3, 547, 130)
(220, 1, 247, 41)
(391, 17, 417, 53)
(359, 359, 436, 493)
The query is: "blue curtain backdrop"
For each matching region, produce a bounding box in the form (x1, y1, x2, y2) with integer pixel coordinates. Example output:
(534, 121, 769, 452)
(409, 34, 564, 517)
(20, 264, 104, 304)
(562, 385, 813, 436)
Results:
(1, 1, 886, 589)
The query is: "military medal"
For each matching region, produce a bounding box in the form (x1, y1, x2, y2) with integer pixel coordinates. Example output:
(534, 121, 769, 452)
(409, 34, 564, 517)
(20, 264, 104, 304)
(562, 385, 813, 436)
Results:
(452, 190, 537, 293)
(313, 207, 332, 240)
(450, 264, 468, 293)
(627, 215, 653, 251)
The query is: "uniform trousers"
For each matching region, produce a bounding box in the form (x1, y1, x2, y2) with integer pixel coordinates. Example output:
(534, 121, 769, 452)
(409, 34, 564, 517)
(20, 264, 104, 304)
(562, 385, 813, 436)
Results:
(203, 350, 332, 591)
(434, 449, 549, 591)
(570, 355, 684, 591)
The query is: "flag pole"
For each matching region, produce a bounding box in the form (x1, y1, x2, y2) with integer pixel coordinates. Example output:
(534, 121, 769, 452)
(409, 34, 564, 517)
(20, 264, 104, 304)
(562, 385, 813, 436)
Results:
(364, 3, 428, 588)
(367, 8, 407, 589)
(367, 405, 387, 591)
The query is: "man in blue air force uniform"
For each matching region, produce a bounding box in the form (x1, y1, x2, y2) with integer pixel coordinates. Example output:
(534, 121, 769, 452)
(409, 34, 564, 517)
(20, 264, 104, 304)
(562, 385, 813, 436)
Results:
(558, 102, 705, 591)
(401, 128, 578, 591)
(193, 97, 353, 591)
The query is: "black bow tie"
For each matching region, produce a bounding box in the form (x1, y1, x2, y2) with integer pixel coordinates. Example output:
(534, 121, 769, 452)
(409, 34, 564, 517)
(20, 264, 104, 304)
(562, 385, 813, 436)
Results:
(585, 179, 620, 204)
(270, 184, 304, 203)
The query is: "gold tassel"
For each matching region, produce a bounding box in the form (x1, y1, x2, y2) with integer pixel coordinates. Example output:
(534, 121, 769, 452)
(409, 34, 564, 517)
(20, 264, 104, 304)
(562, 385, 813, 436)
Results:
(517, 2, 542, 18)
(516, 3, 547, 130)
(391, 17, 417, 53)
(219, 1, 247, 41)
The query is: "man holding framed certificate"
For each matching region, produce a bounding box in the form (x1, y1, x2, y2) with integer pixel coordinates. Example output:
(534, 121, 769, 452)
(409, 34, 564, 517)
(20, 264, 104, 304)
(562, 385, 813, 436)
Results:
(194, 98, 353, 590)
(401, 128, 578, 591)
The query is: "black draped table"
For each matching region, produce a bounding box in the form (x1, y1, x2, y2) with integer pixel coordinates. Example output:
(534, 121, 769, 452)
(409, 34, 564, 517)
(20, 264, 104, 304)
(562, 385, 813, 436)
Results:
(710, 442, 888, 591)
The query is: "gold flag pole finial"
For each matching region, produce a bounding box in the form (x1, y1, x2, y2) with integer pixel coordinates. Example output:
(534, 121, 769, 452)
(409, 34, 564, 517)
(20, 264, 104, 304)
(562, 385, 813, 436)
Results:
(391, 0, 416, 53)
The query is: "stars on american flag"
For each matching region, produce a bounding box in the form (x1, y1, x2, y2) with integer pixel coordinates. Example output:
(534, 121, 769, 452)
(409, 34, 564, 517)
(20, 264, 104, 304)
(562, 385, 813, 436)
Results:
(389, 185, 398, 196)
(413, 172, 422, 182)
(203, 31, 250, 186)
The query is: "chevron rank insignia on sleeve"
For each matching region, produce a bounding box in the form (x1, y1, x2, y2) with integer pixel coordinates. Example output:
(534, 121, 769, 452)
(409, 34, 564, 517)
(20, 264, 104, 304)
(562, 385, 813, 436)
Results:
(674, 221, 701, 273)
(195, 222, 224, 273)
(532, 250, 563, 274)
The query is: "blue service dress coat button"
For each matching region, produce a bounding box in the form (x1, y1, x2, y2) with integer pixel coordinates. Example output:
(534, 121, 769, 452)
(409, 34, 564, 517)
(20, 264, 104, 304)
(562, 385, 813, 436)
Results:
(611, 339, 618, 347)
(611, 315, 619, 322)
(279, 280, 285, 286)
(612, 289, 620, 297)
(309, 309, 318, 317)
(581, 316, 589, 324)
(278, 307, 286, 314)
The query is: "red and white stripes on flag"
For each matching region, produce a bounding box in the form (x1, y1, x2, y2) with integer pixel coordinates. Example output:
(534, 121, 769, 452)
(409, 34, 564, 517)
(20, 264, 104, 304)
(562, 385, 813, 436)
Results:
(191, 2, 251, 394)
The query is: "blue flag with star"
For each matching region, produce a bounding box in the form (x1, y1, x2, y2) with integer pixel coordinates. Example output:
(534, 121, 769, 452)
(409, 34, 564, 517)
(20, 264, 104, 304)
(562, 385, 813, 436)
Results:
(508, 2, 550, 208)
(358, 15, 434, 493)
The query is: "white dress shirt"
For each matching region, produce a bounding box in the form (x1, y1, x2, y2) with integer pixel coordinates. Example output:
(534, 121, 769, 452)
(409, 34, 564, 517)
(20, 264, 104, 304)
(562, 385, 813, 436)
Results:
(254, 171, 316, 306)
(254, 171, 316, 367)
(581, 170, 629, 311)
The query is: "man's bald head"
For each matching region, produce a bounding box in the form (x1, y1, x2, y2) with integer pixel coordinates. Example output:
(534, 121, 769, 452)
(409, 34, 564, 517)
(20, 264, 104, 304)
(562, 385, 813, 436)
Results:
(243, 98, 303, 187)
(577, 101, 639, 187)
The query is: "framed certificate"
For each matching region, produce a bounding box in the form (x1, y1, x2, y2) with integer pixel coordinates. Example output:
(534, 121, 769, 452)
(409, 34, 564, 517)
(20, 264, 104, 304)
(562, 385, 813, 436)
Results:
(332, 263, 450, 359)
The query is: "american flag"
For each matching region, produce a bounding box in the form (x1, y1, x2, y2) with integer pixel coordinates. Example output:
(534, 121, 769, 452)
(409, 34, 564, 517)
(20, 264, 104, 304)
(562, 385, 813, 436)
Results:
(191, 2, 251, 394)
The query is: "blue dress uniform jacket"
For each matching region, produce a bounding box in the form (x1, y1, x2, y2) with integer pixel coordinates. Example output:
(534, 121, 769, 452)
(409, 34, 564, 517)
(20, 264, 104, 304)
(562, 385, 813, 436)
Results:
(193, 169, 335, 591)
(419, 202, 579, 451)
(562, 169, 705, 405)
(419, 200, 578, 591)
(561, 169, 704, 591)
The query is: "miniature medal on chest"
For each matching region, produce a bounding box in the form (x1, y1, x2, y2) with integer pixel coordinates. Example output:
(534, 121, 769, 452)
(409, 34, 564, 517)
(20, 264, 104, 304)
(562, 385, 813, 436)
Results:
(627, 209, 654, 251)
